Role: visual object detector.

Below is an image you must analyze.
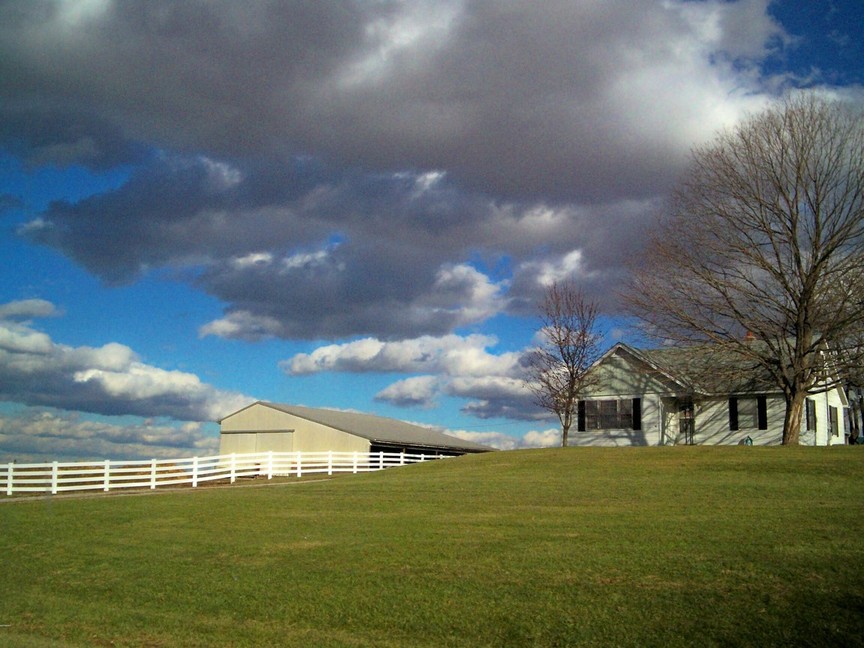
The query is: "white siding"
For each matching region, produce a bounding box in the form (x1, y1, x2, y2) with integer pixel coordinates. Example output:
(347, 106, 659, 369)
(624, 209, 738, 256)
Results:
(694, 396, 783, 445)
(570, 395, 662, 446)
(802, 388, 847, 446)
(576, 346, 850, 447)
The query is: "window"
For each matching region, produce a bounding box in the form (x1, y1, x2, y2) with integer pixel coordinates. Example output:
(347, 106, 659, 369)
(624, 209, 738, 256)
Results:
(579, 399, 641, 431)
(739, 398, 757, 429)
(729, 396, 768, 431)
(805, 399, 817, 432)
(829, 406, 839, 437)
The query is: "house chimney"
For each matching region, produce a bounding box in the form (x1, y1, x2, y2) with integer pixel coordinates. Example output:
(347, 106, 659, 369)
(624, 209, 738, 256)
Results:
(744, 331, 755, 342)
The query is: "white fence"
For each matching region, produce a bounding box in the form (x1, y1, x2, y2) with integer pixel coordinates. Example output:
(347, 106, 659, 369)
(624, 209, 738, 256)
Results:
(0, 450, 446, 497)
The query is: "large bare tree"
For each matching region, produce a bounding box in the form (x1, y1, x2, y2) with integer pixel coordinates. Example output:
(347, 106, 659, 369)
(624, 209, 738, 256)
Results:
(526, 282, 602, 447)
(626, 94, 864, 444)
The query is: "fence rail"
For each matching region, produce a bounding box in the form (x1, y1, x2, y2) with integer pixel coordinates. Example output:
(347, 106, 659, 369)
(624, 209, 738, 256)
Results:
(0, 450, 445, 497)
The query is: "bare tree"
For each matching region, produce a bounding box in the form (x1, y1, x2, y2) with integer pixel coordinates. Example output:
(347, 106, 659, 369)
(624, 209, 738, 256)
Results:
(626, 94, 864, 445)
(526, 282, 603, 447)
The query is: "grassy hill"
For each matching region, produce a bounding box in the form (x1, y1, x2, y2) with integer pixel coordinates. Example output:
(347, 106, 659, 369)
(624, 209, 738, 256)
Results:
(1, 447, 863, 647)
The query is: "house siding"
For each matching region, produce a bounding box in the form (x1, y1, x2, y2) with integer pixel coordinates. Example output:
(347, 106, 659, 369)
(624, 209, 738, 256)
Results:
(575, 343, 849, 447)
(801, 388, 847, 446)
(570, 394, 663, 447)
(694, 396, 784, 445)
(585, 352, 681, 397)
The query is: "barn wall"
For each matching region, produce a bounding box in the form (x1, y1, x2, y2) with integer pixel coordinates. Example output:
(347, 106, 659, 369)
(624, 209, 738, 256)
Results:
(220, 432, 259, 455)
(222, 404, 294, 432)
(291, 416, 370, 453)
(220, 403, 370, 454)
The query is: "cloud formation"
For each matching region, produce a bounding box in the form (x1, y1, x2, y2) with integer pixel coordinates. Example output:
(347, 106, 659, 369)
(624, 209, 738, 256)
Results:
(2, 0, 792, 343)
(283, 333, 540, 419)
(0, 300, 253, 422)
(0, 408, 220, 463)
(448, 427, 562, 450)
(1, 1, 779, 195)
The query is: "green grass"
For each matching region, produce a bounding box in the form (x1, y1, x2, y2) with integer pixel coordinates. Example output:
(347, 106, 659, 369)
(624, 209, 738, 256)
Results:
(1, 447, 863, 647)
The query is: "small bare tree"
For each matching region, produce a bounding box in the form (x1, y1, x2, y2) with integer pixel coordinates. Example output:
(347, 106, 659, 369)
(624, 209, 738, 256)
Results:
(626, 94, 864, 444)
(526, 282, 602, 447)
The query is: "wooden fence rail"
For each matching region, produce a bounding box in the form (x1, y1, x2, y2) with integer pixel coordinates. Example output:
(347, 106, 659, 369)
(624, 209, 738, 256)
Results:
(0, 451, 445, 496)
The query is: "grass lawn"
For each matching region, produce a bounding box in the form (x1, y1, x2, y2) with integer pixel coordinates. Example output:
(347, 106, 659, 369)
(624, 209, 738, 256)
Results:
(1, 446, 863, 647)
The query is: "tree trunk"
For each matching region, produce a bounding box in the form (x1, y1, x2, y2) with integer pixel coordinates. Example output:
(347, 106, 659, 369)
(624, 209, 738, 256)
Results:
(782, 391, 805, 445)
(561, 422, 570, 448)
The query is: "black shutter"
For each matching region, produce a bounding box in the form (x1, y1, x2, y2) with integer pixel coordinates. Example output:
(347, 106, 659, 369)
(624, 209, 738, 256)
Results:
(729, 397, 739, 431)
(805, 399, 816, 432)
(757, 396, 768, 430)
(632, 398, 642, 430)
(577, 401, 586, 432)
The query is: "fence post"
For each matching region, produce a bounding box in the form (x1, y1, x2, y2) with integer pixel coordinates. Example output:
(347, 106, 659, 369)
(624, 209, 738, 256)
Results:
(400, 451, 405, 466)
(296, 452, 302, 478)
(327, 451, 333, 476)
(150, 459, 157, 490)
(267, 451, 273, 480)
(379, 450, 384, 470)
(6, 463, 13, 496)
(353, 452, 358, 474)
(103, 459, 111, 492)
(230, 453, 236, 484)
(421, 453, 426, 462)
(51, 461, 59, 495)
(192, 457, 199, 488)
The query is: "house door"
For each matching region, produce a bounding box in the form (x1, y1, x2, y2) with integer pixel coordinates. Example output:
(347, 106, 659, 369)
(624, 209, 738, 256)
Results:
(679, 400, 695, 445)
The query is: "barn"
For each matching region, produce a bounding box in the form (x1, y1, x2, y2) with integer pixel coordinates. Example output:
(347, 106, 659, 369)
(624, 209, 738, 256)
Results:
(219, 401, 493, 456)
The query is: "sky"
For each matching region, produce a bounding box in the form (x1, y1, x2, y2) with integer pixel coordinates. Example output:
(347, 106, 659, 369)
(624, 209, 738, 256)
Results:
(1, 0, 862, 461)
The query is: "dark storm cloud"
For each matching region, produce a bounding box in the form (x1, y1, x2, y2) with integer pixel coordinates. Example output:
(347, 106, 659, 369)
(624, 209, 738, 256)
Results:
(0, 105, 146, 170)
(4, 0, 795, 340)
(1, 0, 781, 196)
(21, 146, 649, 337)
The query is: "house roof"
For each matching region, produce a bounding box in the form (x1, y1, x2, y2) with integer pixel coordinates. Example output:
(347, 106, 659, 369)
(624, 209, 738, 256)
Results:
(604, 342, 780, 396)
(224, 401, 494, 453)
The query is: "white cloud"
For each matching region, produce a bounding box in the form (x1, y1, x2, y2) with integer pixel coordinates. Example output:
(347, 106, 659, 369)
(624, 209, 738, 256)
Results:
(0, 299, 60, 320)
(199, 310, 286, 341)
(286, 332, 539, 418)
(424, 263, 509, 325)
(522, 428, 562, 448)
(447, 427, 561, 450)
(447, 376, 528, 400)
(0, 300, 254, 423)
(374, 376, 441, 409)
(286, 333, 521, 377)
(231, 251, 273, 269)
(0, 323, 54, 356)
(518, 250, 594, 288)
(0, 408, 220, 463)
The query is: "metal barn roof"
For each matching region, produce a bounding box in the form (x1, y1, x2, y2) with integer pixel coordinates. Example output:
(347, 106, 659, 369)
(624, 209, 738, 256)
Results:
(224, 401, 494, 453)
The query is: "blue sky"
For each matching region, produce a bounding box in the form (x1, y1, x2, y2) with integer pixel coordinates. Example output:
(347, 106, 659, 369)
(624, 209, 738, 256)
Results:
(1, 0, 862, 461)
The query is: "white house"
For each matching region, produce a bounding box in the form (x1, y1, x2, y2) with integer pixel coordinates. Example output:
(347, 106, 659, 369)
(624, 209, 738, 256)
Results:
(220, 402, 494, 456)
(571, 343, 848, 446)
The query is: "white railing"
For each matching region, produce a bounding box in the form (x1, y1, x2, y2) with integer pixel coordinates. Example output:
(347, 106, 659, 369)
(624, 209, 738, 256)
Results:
(0, 450, 446, 497)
